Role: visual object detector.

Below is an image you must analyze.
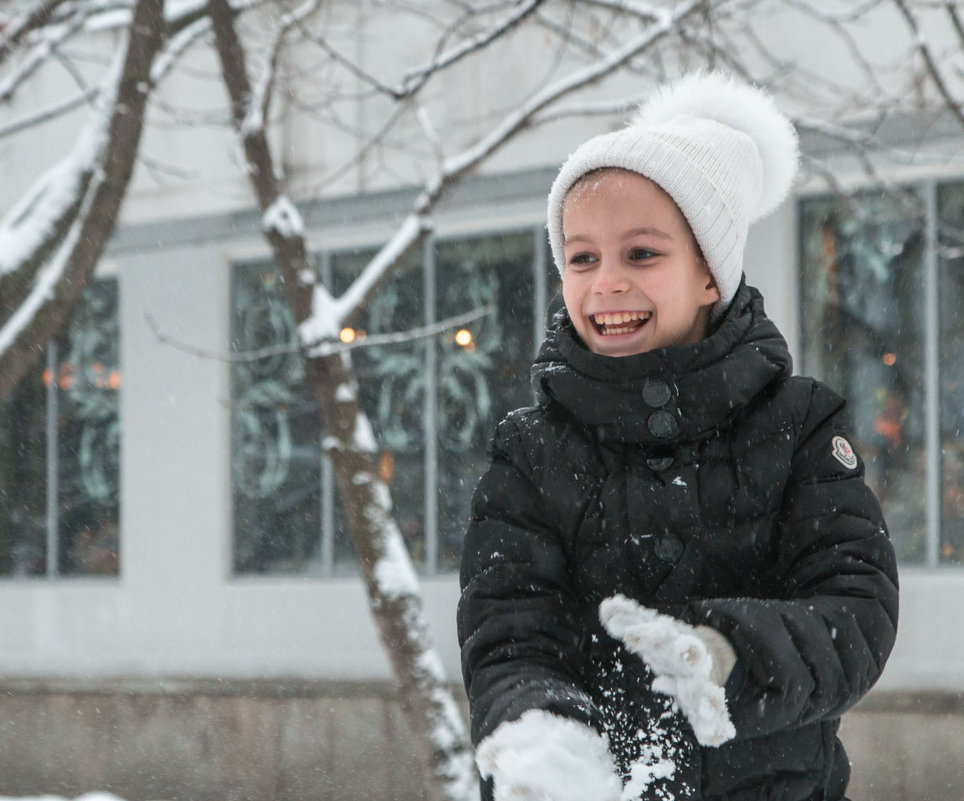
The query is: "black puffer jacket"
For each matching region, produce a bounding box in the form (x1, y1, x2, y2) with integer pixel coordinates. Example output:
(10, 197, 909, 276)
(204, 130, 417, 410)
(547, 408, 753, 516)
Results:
(458, 282, 899, 801)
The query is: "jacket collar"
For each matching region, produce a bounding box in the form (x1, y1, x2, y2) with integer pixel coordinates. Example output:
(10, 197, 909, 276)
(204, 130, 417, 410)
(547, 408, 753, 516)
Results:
(531, 281, 793, 446)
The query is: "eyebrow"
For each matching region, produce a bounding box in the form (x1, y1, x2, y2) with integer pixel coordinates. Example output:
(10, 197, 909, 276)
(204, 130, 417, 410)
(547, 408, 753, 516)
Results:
(565, 226, 673, 245)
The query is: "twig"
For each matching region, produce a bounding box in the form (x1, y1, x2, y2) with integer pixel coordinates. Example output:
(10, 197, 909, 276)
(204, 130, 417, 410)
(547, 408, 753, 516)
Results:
(893, 0, 964, 129)
(145, 304, 494, 362)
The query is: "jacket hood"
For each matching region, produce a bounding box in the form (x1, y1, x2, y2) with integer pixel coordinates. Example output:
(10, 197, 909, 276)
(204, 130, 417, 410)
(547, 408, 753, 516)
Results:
(531, 281, 792, 445)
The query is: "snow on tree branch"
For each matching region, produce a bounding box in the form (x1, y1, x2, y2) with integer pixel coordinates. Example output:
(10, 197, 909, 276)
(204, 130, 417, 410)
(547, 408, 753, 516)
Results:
(0, 184, 89, 358)
(299, 212, 432, 351)
(0, 0, 164, 397)
(241, 0, 321, 138)
(0, 44, 119, 281)
(151, 14, 212, 84)
(81, 0, 267, 33)
(440, 0, 696, 180)
(296, 0, 706, 350)
(0, 8, 88, 102)
(0, 0, 74, 64)
(530, 93, 650, 125)
(397, 0, 545, 97)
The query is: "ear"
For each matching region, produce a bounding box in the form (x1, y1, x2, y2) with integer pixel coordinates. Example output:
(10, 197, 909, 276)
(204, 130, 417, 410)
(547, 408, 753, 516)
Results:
(702, 267, 721, 305)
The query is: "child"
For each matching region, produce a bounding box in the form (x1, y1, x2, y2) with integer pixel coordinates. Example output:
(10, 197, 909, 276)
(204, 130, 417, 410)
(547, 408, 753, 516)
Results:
(457, 72, 899, 801)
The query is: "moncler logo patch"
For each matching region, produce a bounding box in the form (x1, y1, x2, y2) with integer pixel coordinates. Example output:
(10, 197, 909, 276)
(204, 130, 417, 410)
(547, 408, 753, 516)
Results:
(832, 436, 858, 470)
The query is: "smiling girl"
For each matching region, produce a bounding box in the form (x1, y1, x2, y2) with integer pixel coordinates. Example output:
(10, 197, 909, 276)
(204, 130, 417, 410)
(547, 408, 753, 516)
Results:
(561, 169, 719, 356)
(458, 73, 898, 801)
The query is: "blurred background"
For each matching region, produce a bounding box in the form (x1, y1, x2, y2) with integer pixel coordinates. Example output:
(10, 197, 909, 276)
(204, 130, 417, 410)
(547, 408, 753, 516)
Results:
(0, 1, 962, 799)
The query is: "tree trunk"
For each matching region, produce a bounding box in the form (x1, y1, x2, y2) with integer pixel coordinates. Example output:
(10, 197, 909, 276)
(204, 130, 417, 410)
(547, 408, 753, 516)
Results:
(310, 352, 477, 801)
(207, 2, 477, 798)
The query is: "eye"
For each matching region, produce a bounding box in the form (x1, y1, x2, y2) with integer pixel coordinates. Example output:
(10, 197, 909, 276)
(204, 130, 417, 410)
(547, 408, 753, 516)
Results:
(567, 252, 596, 268)
(630, 247, 658, 261)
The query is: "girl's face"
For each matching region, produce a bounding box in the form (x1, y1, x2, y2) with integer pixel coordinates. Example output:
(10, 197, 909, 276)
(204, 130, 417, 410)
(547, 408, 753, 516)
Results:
(561, 169, 720, 357)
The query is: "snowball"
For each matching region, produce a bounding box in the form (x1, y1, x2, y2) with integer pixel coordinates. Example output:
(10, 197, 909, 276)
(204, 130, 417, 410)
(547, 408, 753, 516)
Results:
(476, 710, 621, 801)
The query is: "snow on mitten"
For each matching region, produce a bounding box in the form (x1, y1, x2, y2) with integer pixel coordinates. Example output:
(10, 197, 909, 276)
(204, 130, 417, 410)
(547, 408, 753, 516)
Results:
(476, 709, 622, 801)
(599, 594, 737, 747)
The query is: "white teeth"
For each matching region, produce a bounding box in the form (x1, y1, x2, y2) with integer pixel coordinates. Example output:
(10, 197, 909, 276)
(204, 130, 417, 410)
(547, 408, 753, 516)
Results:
(591, 311, 650, 331)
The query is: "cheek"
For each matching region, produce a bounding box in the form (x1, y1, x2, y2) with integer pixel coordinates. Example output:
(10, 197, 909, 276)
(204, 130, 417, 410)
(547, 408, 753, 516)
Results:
(561, 276, 582, 315)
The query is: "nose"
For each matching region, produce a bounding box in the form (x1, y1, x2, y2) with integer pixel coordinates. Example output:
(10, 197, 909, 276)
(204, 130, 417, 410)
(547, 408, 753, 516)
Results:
(591, 256, 630, 294)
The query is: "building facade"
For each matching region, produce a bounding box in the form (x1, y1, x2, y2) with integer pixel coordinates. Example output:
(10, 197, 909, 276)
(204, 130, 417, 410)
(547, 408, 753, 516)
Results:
(1, 2, 963, 798)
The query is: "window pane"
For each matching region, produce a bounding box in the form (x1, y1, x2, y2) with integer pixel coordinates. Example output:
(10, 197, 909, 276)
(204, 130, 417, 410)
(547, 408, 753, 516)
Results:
(938, 183, 964, 565)
(799, 192, 927, 563)
(58, 279, 121, 575)
(231, 265, 323, 575)
(435, 232, 536, 571)
(231, 251, 424, 576)
(332, 249, 424, 570)
(0, 278, 120, 578)
(0, 367, 46, 575)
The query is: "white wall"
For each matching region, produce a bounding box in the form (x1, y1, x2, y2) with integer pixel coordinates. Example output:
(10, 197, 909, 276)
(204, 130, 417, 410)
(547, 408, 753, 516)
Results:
(2, 0, 964, 694)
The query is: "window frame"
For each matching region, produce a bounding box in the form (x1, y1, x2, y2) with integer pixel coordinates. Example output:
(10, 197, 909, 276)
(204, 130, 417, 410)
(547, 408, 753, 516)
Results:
(0, 274, 121, 580)
(797, 180, 946, 567)
(229, 224, 553, 577)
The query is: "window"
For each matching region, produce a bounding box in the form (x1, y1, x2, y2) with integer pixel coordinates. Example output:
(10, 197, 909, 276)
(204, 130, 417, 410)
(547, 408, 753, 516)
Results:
(800, 184, 964, 566)
(0, 278, 121, 577)
(937, 184, 964, 565)
(230, 229, 553, 575)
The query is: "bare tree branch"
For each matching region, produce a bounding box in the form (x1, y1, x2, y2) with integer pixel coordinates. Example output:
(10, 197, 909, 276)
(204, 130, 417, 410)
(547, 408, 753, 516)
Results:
(146, 304, 493, 362)
(948, 1, 964, 43)
(398, 0, 545, 96)
(207, 0, 314, 318)
(0, 0, 166, 398)
(306, 0, 713, 338)
(0, 8, 88, 102)
(242, 0, 322, 141)
(894, 0, 964, 126)
(0, 0, 75, 67)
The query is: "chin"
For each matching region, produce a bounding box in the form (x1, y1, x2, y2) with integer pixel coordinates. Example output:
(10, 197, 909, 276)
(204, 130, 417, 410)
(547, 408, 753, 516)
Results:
(589, 337, 653, 357)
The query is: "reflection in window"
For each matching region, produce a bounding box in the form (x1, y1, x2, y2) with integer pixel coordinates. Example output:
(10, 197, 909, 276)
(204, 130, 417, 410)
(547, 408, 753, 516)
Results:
(938, 185, 964, 565)
(231, 266, 321, 574)
(800, 192, 927, 563)
(0, 279, 120, 577)
(231, 230, 547, 575)
(435, 233, 536, 571)
(333, 249, 424, 569)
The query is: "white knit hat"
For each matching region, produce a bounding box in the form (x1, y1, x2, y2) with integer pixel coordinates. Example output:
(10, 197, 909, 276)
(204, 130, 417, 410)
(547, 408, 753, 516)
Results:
(547, 72, 799, 313)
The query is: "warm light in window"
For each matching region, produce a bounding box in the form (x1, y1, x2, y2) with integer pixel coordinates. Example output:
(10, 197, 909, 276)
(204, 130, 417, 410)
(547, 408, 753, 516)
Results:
(455, 329, 473, 347)
(882, 352, 897, 366)
(340, 327, 356, 343)
(379, 451, 395, 483)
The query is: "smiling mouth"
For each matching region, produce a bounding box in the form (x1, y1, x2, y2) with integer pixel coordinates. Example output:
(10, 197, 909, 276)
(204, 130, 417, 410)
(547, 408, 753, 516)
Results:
(591, 310, 652, 336)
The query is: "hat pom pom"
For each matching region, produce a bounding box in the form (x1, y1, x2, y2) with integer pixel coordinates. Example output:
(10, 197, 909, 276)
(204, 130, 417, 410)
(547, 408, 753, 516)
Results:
(631, 71, 799, 220)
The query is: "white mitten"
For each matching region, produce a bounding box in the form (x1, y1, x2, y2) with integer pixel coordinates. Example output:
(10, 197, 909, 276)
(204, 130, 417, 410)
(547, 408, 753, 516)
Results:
(476, 709, 622, 801)
(599, 594, 737, 747)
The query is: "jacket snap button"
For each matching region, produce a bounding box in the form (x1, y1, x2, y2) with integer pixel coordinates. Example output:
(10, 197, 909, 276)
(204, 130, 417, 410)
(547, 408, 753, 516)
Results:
(655, 534, 684, 563)
(647, 410, 679, 439)
(646, 455, 675, 471)
(642, 378, 672, 408)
